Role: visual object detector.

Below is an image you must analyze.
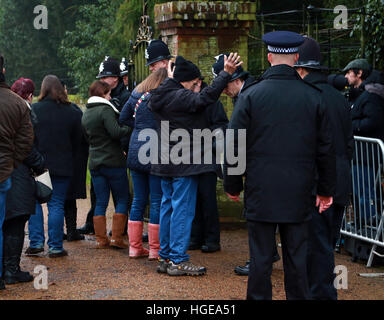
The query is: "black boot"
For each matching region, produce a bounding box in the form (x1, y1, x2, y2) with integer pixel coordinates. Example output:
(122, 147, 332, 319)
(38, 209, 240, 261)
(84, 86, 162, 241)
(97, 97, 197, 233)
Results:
(3, 232, 33, 285)
(78, 183, 96, 235)
(77, 211, 95, 235)
(0, 279, 5, 290)
(64, 200, 84, 241)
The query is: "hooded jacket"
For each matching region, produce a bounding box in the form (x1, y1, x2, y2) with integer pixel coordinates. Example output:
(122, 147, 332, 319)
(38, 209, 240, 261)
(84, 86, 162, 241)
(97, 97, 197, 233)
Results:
(148, 70, 232, 177)
(82, 96, 131, 170)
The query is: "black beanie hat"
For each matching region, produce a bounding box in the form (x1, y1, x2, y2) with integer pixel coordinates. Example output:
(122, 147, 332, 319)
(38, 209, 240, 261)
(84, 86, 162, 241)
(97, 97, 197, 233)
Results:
(173, 56, 201, 83)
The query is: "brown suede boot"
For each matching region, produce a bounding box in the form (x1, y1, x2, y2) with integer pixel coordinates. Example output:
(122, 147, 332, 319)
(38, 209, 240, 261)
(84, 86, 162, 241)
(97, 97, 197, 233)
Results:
(148, 223, 160, 261)
(128, 220, 149, 258)
(110, 214, 129, 249)
(93, 216, 110, 249)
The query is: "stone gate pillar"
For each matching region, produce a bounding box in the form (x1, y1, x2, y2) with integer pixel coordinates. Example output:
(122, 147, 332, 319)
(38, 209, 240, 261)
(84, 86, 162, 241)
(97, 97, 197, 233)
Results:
(154, 1, 256, 87)
(154, 1, 256, 223)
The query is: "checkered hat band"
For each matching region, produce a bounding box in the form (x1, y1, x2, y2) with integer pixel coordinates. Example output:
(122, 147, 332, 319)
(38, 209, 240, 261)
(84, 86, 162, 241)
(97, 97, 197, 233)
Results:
(267, 45, 298, 53)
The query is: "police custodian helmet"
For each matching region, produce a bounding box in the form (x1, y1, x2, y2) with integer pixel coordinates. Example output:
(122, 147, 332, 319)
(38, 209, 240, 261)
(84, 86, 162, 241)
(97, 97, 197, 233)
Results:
(96, 56, 121, 79)
(145, 40, 172, 66)
(294, 36, 327, 70)
(120, 57, 129, 76)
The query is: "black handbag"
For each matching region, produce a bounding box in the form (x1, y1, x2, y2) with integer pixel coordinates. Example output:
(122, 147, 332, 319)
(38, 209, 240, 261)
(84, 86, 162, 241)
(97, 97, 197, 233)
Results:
(34, 170, 53, 204)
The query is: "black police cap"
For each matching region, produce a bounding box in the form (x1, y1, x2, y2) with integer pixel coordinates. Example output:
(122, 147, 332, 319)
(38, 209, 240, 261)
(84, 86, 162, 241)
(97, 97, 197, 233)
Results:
(145, 40, 172, 66)
(262, 31, 305, 54)
(212, 53, 249, 81)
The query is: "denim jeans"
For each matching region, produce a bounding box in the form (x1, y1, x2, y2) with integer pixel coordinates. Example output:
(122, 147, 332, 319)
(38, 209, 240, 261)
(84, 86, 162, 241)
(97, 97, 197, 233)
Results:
(0, 177, 12, 277)
(90, 166, 129, 216)
(28, 176, 70, 253)
(158, 176, 198, 264)
(130, 170, 162, 224)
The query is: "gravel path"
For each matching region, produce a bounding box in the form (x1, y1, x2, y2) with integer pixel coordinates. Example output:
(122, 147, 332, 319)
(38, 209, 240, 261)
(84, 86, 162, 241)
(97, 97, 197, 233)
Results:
(0, 196, 383, 300)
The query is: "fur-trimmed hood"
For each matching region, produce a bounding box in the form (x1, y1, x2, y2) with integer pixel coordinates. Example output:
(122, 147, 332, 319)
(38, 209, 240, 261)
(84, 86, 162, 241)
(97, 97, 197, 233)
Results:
(365, 83, 384, 99)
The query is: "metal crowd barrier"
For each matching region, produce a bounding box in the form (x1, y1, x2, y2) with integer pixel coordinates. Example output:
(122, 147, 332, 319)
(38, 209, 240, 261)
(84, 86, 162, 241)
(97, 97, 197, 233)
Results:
(341, 136, 384, 267)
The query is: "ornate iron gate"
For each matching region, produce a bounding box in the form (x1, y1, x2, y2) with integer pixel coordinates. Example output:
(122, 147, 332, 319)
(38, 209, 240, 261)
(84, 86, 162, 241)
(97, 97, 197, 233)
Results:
(128, 3, 153, 90)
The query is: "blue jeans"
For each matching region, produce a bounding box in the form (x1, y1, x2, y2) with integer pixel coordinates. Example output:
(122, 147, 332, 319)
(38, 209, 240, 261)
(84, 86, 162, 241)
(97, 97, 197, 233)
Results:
(0, 177, 12, 277)
(90, 166, 129, 216)
(159, 176, 198, 264)
(28, 176, 70, 253)
(130, 170, 162, 224)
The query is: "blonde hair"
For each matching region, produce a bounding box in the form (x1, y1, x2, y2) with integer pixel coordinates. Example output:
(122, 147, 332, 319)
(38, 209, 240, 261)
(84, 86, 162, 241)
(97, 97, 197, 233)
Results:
(135, 68, 167, 93)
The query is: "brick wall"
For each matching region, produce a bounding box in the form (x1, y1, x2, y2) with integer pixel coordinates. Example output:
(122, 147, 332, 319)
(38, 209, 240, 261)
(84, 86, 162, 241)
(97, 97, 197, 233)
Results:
(154, 1, 256, 118)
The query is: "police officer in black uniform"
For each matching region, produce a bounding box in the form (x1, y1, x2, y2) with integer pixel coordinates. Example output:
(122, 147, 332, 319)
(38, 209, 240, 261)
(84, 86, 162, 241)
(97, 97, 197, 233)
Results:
(211, 54, 280, 275)
(224, 31, 336, 300)
(294, 37, 353, 300)
(120, 57, 131, 91)
(146, 39, 172, 73)
(96, 56, 130, 111)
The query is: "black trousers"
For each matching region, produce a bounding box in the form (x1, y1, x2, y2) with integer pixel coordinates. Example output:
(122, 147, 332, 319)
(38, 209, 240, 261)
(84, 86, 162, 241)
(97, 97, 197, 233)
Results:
(247, 220, 310, 300)
(307, 204, 345, 300)
(190, 172, 220, 246)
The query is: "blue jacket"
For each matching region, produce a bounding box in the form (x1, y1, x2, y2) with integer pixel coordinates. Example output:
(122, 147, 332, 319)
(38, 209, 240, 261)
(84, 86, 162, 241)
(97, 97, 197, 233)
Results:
(120, 90, 158, 173)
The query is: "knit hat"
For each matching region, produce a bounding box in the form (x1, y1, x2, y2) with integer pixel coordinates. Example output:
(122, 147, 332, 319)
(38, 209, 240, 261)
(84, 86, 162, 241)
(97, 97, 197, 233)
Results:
(173, 56, 201, 83)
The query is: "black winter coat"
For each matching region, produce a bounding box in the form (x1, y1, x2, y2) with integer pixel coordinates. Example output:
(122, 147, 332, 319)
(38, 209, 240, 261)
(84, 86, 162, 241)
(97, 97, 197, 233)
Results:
(304, 71, 353, 206)
(111, 78, 131, 112)
(232, 75, 257, 106)
(148, 71, 232, 177)
(6, 107, 45, 221)
(350, 77, 384, 141)
(199, 82, 229, 175)
(224, 64, 336, 223)
(32, 97, 83, 178)
(66, 104, 89, 200)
